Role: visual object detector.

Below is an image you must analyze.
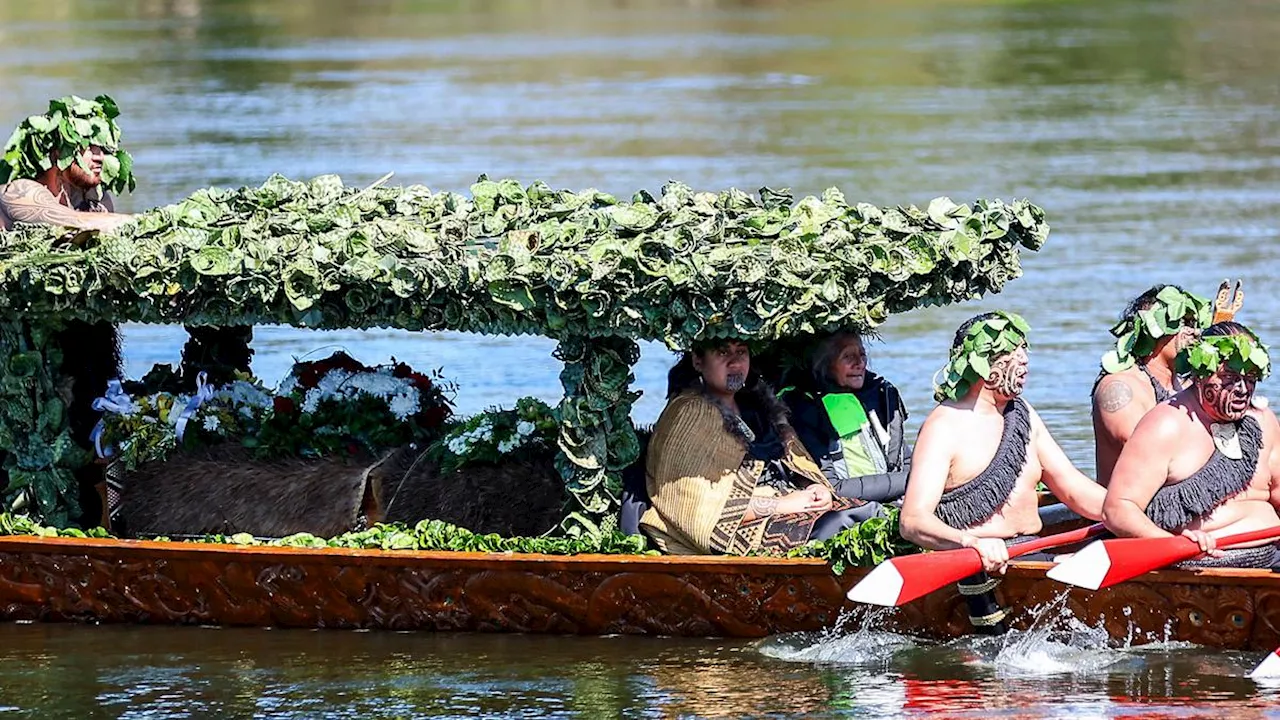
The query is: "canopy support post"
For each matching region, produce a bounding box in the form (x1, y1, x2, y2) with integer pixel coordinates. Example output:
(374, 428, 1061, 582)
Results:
(0, 319, 91, 527)
(181, 325, 254, 390)
(553, 336, 641, 539)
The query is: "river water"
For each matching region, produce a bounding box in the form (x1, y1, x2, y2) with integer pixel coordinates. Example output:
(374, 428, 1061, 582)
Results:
(2, 0, 1280, 716)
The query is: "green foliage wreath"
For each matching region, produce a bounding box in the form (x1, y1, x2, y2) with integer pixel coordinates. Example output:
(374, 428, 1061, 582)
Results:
(1101, 285, 1210, 374)
(0, 94, 136, 194)
(934, 310, 1031, 402)
(1177, 333, 1271, 380)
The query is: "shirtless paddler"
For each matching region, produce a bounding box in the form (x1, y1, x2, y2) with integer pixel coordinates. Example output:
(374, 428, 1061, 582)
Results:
(1103, 322, 1280, 567)
(900, 311, 1105, 573)
(1092, 285, 1210, 486)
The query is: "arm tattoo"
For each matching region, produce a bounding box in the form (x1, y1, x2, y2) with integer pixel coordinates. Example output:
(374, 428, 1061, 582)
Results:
(1097, 381, 1134, 414)
(0, 181, 122, 232)
(748, 496, 779, 517)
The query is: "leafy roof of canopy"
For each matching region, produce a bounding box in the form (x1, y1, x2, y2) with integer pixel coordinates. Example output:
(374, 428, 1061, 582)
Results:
(0, 174, 1048, 346)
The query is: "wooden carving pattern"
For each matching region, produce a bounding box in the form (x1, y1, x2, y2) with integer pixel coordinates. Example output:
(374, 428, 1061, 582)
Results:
(4, 538, 1280, 648)
(0, 542, 847, 638)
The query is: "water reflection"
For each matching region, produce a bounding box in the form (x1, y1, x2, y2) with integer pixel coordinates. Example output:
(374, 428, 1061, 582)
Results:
(6, 622, 1280, 718)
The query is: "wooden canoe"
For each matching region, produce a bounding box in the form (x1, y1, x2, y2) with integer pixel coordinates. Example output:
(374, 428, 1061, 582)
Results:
(1, 534, 1278, 650)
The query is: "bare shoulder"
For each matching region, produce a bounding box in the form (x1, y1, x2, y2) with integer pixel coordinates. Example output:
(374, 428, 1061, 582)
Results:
(1131, 402, 1189, 441)
(1092, 370, 1147, 414)
(1021, 401, 1059, 446)
(916, 404, 964, 445)
(1023, 400, 1047, 428)
(1248, 405, 1280, 438)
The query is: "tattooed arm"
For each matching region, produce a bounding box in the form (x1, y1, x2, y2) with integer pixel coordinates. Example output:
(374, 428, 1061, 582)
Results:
(0, 180, 133, 233)
(742, 496, 779, 522)
(1092, 374, 1152, 445)
(741, 487, 830, 522)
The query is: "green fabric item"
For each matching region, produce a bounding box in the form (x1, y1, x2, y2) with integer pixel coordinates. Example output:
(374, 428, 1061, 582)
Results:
(822, 394, 878, 476)
(840, 435, 880, 477)
(822, 393, 868, 438)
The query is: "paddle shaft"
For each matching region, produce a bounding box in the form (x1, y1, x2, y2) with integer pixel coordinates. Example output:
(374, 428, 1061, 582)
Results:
(848, 522, 1107, 607)
(1216, 525, 1280, 552)
(1050, 522, 1280, 591)
(1008, 522, 1105, 558)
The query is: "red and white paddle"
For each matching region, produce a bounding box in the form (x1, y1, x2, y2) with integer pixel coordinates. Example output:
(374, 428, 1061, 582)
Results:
(846, 523, 1106, 607)
(1046, 524, 1280, 591)
(1251, 647, 1280, 679)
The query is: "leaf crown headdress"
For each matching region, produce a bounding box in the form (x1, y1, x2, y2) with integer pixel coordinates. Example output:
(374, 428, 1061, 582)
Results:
(934, 310, 1030, 402)
(0, 94, 136, 194)
(1176, 327, 1271, 381)
(1100, 285, 1210, 374)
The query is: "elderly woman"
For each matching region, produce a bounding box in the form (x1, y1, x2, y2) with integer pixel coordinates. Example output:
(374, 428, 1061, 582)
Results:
(782, 331, 911, 506)
(639, 339, 882, 555)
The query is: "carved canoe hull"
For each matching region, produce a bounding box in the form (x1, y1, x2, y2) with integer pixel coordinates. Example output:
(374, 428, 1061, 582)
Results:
(1, 536, 1277, 649)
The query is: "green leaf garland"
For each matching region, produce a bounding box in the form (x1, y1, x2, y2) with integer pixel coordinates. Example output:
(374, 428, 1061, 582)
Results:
(933, 310, 1031, 402)
(1176, 333, 1271, 380)
(1101, 285, 1210, 374)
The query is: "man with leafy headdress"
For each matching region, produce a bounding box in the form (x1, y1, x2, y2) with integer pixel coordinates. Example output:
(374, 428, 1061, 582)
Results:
(1, 95, 137, 527)
(1103, 323, 1280, 567)
(0, 94, 136, 232)
(900, 312, 1105, 574)
(1092, 285, 1210, 486)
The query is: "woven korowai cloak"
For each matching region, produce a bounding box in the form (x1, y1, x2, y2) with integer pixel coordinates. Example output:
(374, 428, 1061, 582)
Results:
(639, 389, 832, 555)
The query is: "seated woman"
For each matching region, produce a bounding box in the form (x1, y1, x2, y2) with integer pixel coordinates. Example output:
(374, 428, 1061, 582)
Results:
(639, 339, 883, 555)
(782, 331, 911, 505)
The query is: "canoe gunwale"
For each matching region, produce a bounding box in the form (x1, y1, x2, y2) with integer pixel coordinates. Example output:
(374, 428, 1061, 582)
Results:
(4, 535, 1280, 649)
(2, 535, 1274, 585)
(0, 535, 836, 575)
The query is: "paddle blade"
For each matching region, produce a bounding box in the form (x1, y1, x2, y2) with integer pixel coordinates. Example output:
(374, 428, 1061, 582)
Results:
(1046, 536, 1198, 590)
(847, 549, 982, 607)
(1251, 648, 1280, 679)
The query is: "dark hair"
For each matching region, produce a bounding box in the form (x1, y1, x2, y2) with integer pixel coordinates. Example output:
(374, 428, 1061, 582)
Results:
(666, 353, 700, 399)
(1120, 284, 1190, 324)
(952, 312, 1001, 352)
(1202, 320, 1255, 340)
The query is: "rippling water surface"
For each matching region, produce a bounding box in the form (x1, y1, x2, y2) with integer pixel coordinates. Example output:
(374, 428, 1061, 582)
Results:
(3, 0, 1280, 715)
(5, 618, 1280, 718)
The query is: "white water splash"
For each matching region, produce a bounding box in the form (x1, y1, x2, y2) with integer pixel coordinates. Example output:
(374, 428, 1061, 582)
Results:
(755, 606, 918, 665)
(978, 593, 1133, 677)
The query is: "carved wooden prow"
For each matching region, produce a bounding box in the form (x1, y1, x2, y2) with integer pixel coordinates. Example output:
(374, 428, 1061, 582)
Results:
(1211, 280, 1243, 324)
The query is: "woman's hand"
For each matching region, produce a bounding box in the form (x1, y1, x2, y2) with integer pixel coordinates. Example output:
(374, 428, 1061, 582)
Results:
(806, 484, 833, 512)
(774, 486, 833, 514)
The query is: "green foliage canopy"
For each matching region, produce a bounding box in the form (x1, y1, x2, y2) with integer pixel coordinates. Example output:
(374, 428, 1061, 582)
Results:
(1177, 333, 1271, 380)
(0, 175, 1047, 345)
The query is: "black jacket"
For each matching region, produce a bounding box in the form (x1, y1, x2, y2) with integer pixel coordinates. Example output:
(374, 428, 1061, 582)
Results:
(782, 371, 912, 503)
